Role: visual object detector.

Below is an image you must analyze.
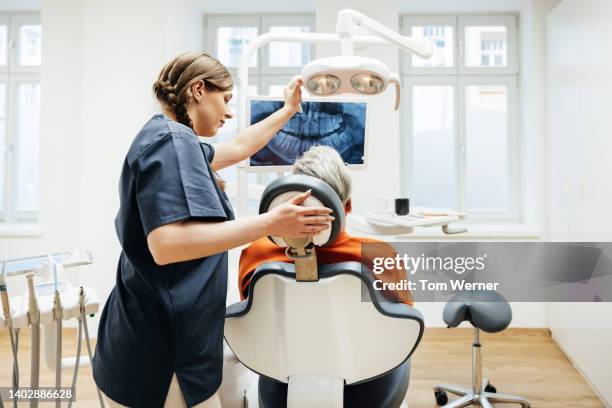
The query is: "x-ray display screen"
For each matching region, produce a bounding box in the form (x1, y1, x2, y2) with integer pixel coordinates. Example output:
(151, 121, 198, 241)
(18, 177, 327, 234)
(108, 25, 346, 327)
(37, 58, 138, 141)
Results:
(249, 98, 366, 167)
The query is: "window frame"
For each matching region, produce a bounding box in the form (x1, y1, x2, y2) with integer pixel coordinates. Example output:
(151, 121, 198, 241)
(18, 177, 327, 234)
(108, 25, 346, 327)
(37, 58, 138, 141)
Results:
(402, 16, 458, 75)
(8, 74, 40, 222)
(260, 14, 315, 75)
(204, 14, 315, 207)
(458, 15, 518, 75)
(0, 74, 8, 218)
(0, 13, 41, 224)
(400, 75, 459, 211)
(458, 75, 519, 220)
(0, 15, 9, 74)
(10, 14, 41, 74)
(400, 14, 520, 221)
(205, 15, 261, 76)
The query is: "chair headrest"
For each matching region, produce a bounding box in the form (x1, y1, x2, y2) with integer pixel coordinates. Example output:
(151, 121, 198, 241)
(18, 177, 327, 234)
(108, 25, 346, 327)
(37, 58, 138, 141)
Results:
(259, 174, 346, 247)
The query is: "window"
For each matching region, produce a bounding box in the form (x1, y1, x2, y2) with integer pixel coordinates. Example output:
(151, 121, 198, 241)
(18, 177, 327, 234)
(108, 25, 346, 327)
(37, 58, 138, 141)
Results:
(401, 15, 518, 220)
(0, 14, 41, 223)
(205, 14, 315, 210)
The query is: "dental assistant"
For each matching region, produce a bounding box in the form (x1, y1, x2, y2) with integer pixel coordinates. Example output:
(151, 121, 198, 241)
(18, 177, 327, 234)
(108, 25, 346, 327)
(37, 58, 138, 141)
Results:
(93, 52, 333, 408)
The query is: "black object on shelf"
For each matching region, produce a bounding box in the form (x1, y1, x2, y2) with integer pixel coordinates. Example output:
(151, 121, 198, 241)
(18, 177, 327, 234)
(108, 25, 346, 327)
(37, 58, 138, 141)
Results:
(394, 198, 409, 216)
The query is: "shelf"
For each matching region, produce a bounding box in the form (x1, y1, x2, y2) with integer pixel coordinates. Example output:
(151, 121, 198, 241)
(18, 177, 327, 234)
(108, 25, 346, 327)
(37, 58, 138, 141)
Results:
(349, 211, 468, 235)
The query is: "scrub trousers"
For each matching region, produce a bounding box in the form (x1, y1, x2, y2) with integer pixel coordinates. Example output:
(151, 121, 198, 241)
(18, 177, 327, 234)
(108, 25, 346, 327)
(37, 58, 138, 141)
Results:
(102, 374, 222, 408)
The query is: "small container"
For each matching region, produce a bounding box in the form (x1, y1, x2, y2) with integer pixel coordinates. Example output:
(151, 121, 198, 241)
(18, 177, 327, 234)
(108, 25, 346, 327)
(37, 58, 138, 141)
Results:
(394, 198, 410, 216)
(376, 197, 392, 214)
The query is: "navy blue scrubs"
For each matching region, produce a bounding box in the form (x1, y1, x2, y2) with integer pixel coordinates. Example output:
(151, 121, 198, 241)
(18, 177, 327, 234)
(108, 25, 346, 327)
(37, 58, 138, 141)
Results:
(93, 114, 234, 408)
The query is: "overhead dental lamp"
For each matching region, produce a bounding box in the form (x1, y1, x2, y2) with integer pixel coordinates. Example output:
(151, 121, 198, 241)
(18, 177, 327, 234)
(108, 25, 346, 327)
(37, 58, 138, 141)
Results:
(234, 9, 434, 215)
(302, 55, 401, 109)
(301, 9, 433, 111)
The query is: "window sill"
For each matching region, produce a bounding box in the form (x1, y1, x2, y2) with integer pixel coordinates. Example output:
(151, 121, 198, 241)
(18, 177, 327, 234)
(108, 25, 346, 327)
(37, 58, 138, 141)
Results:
(0, 223, 43, 237)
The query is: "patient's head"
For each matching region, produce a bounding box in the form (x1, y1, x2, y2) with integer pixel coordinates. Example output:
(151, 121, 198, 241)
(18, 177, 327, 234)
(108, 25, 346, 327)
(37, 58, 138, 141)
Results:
(293, 145, 352, 215)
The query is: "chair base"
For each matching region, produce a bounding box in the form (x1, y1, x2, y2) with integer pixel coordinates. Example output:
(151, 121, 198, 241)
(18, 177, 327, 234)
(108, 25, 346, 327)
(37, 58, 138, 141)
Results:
(433, 381, 530, 408)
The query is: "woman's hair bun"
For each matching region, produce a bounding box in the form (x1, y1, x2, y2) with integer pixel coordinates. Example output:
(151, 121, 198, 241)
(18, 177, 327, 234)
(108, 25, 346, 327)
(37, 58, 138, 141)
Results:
(153, 79, 178, 107)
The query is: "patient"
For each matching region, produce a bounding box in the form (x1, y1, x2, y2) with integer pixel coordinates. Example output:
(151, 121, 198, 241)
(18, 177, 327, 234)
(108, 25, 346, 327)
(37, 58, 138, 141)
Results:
(238, 145, 413, 306)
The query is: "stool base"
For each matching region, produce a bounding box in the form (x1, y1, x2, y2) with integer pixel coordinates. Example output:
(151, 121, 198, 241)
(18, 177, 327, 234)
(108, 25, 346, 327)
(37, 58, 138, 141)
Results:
(433, 328, 530, 408)
(434, 382, 530, 408)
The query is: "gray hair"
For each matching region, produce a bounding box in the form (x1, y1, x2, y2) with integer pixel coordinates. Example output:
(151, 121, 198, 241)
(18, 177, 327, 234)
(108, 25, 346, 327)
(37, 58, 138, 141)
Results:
(293, 145, 352, 204)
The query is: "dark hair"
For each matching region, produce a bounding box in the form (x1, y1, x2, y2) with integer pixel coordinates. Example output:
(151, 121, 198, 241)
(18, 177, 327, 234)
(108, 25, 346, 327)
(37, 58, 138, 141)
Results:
(153, 52, 233, 190)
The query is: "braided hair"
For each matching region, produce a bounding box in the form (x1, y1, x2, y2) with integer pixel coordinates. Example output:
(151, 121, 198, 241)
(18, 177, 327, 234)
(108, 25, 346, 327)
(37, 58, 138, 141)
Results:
(153, 52, 233, 190)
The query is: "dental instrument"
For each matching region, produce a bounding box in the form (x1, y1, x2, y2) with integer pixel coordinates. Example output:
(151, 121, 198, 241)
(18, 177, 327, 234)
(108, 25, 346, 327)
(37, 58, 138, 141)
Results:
(66, 287, 83, 408)
(2, 251, 99, 407)
(1, 258, 19, 408)
(51, 257, 63, 408)
(79, 286, 105, 408)
(65, 285, 105, 408)
(26, 272, 41, 408)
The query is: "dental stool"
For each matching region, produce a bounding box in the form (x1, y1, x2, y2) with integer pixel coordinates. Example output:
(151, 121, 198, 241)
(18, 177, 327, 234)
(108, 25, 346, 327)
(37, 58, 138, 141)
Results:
(433, 291, 530, 408)
(224, 175, 424, 408)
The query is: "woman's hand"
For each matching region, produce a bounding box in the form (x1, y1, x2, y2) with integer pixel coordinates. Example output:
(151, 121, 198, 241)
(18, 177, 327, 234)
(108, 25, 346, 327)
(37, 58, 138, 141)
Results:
(264, 190, 334, 238)
(282, 76, 303, 115)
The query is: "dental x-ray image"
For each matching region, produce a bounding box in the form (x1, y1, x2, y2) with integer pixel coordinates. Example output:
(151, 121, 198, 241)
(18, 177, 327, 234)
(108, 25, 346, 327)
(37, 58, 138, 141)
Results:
(249, 98, 367, 167)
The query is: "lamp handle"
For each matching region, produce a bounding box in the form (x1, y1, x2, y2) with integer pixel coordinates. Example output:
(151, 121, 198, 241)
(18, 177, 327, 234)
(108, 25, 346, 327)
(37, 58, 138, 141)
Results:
(389, 73, 400, 111)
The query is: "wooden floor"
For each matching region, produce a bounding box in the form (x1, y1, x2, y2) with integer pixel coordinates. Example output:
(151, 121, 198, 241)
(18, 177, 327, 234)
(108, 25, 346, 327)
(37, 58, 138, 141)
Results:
(0, 328, 604, 407)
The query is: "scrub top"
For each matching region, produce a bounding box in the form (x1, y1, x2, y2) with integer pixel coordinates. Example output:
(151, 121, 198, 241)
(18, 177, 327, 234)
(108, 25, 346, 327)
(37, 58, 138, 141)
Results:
(93, 114, 234, 408)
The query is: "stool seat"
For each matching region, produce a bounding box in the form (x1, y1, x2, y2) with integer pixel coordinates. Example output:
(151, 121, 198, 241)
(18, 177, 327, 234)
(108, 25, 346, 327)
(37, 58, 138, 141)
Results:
(443, 291, 512, 333)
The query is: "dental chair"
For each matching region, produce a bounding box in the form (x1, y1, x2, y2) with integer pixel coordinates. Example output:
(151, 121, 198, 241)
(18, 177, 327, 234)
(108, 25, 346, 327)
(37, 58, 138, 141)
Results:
(224, 175, 424, 408)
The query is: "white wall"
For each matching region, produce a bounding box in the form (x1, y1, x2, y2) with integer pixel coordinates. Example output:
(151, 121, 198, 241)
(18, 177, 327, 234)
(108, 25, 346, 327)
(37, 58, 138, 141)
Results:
(546, 0, 612, 405)
(519, 0, 561, 231)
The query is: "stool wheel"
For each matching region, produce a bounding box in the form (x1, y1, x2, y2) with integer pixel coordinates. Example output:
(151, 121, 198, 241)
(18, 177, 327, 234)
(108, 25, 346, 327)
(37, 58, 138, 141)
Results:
(434, 390, 448, 406)
(485, 382, 497, 393)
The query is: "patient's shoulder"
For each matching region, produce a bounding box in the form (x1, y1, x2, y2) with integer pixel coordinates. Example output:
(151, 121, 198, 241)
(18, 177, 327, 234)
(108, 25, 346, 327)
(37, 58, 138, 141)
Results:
(348, 234, 397, 258)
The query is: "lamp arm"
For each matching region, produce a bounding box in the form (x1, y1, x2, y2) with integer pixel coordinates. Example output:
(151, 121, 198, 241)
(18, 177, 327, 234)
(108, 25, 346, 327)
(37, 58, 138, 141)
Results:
(337, 9, 433, 59)
(389, 73, 400, 111)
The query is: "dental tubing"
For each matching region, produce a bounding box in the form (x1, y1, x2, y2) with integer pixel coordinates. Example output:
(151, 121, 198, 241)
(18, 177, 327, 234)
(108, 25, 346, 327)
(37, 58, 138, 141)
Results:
(52, 258, 63, 408)
(80, 287, 105, 408)
(1, 258, 19, 408)
(67, 287, 83, 408)
(0, 252, 102, 407)
(26, 272, 41, 408)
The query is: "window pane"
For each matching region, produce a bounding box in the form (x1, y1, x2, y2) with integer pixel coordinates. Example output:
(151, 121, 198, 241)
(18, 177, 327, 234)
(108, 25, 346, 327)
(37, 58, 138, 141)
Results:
(216, 85, 257, 184)
(0, 83, 6, 211)
(18, 25, 42, 66)
(465, 85, 509, 210)
(411, 26, 453, 68)
(268, 26, 311, 67)
(216, 84, 257, 143)
(15, 82, 40, 211)
(412, 86, 456, 208)
(217, 27, 258, 68)
(465, 26, 507, 67)
(0, 25, 7, 66)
